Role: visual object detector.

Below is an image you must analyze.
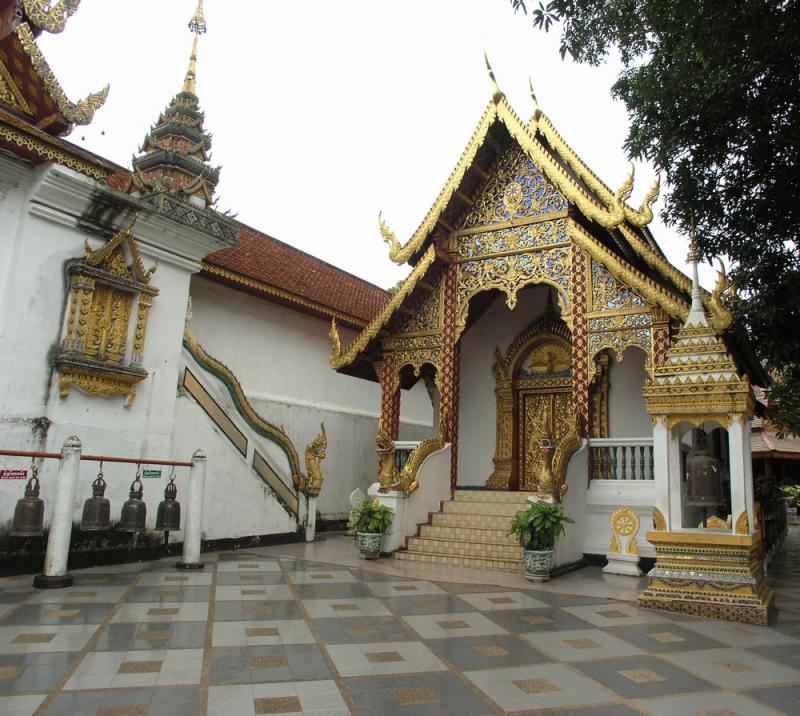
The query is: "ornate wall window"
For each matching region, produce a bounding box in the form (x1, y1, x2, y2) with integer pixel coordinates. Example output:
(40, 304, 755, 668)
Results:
(55, 226, 158, 406)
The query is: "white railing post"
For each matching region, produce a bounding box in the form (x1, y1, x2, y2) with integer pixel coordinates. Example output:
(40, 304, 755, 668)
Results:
(34, 436, 81, 589)
(177, 449, 206, 569)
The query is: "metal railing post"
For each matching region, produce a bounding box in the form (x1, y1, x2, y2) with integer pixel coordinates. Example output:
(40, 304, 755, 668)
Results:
(34, 436, 81, 589)
(176, 449, 206, 569)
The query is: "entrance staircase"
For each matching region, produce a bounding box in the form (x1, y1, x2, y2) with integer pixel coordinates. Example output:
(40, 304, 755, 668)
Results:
(395, 490, 535, 572)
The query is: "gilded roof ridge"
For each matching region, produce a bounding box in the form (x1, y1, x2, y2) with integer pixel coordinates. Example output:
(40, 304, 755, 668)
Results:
(22, 1, 79, 34)
(15, 22, 108, 127)
(384, 94, 643, 266)
(568, 220, 689, 321)
(534, 113, 660, 227)
(330, 245, 437, 370)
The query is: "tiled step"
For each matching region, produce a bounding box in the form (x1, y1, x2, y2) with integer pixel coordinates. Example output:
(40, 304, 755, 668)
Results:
(406, 537, 523, 561)
(452, 490, 535, 504)
(394, 549, 523, 572)
(443, 501, 525, 517)
(430, 512, 514, 530)
(419, 524, 518, 546)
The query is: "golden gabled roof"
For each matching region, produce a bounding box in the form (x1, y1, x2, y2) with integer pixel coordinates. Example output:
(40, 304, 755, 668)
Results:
(381, 95, 654, 266)
(14, 21, 108, 127)
(329, 245, 437, 370)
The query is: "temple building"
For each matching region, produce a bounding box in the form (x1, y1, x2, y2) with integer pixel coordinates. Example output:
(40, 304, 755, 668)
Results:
(330, 66, 774, 623)
(0, 2, 784, 624)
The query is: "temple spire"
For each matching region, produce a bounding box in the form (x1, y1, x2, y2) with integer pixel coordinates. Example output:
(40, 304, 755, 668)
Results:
(183, 1, 206, 95)
(685, 230, 709, 327)
(128, 0, 219, 208)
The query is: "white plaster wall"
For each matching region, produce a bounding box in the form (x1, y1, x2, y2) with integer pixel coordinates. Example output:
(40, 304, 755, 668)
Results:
(584, 480, 657, 558)
(556, 446, 589, 566)
(189, 277, 433, 520)
(457, 287, 550, 486)
(0, 164, 231, 533)
(607, 349, 650, 438)
(173, 396, 296, 540)
(189, 278, 431, 423)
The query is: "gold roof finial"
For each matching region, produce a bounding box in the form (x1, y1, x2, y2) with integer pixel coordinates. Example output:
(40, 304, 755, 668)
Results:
(528, 74, 542, 123)
(483, 51, 505, 104)
(685, 227, 708, 327)
(183, 0, 207, 94)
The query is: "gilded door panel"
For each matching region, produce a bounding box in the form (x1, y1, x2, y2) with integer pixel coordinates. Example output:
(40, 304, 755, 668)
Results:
(518, 386, 572, 491)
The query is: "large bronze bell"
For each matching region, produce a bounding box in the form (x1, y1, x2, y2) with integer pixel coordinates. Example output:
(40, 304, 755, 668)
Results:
(80, 466, 111, 532)
(10, 464, 44, 537)
(155, 476, 181, 531)
(686, 440, 723, 506)
(118, 473, 146, 533)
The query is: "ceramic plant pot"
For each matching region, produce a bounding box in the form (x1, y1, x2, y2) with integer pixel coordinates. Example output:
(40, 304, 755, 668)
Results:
(356, 531, 383, 560)
(524, 549, 554, 582)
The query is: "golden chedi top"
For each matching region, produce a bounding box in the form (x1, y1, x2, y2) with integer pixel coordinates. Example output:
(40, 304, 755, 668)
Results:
(642, 233, 753, 425)
(129, 0, 219, 208)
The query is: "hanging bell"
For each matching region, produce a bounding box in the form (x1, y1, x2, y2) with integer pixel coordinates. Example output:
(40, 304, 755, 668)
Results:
(118, 472, 147, 533)
(10, 464, 44, 537)
(155, 475, 181, 531)
(686, 440, 723, 506)
(80, 465, 111, 532)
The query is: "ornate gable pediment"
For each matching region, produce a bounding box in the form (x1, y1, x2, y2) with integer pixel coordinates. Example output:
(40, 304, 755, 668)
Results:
(460, 144, 568, 230)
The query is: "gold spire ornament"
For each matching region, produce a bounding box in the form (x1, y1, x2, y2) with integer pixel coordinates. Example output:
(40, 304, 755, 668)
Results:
(483, 51, 505, 104)
(183, 0, 207, 94)
(528, 75, 541, 122)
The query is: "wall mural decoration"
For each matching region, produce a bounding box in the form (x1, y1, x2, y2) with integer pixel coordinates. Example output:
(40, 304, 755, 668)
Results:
(56, 225, 158, 406)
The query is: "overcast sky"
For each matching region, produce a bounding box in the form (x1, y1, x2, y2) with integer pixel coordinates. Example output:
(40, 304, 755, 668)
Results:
(39, 0, 714, 290)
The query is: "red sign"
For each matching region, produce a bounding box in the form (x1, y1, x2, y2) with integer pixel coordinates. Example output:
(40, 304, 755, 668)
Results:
(0, 469, 27, 479)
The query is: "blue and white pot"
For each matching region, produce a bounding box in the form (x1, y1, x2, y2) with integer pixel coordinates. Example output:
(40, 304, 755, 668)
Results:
(356, 532, 383, 560)
(524, 549, 554, 582)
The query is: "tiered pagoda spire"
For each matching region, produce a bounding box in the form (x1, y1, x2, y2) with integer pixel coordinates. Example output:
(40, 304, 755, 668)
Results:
(130, 0, 219, 208)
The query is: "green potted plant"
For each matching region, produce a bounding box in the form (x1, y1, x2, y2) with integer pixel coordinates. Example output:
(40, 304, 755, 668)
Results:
(780, 485, 800, 515)
(349, 499, 394, 559)
(508, 499, 574, 582)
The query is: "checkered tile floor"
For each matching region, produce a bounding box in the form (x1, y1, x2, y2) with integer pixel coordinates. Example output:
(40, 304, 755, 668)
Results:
(1, 532, 799, 715)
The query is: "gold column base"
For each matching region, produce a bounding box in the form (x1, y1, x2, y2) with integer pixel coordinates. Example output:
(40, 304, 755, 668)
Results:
(638, 530, 774, 626)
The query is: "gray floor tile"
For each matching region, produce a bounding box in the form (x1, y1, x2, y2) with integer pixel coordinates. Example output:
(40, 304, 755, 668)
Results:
(343, 671, 493, 715)
(604, 622, 728, 653)
(210, 643, 330, 685)
(744, 684, 800, 714)
(383, 593, 475, 616)
(312, 615, 416, 643)
(481, 606, 596, 633)
(426, 633, 551, 670)
(572, 654, 716, 699)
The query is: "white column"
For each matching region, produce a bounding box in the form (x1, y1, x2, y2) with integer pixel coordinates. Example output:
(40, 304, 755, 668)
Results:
(667, 428, 683, 530)
(35, 436, 81, 589)
(652, 417, 672, 529)
(729, 416, 755, 532)
(367, 483, 407, 553)
(305, 495, 317, 542)
(177, 449, 206, 569)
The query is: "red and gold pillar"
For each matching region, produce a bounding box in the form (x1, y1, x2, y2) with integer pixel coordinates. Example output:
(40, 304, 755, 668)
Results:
(439, 262, 461, 489)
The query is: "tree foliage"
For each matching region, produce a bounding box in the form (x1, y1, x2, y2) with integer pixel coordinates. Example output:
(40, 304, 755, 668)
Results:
(510, 1, 800, 433)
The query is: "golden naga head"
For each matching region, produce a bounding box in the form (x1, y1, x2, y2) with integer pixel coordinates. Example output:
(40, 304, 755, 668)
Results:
(307, 423, 327, 459)
(328, 319, 342, 365)
(709, 258, 736, 334)
(375, 419, 394, 453)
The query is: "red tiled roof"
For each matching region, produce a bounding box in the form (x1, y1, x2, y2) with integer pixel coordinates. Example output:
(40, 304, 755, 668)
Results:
(204, 225, 390, 326)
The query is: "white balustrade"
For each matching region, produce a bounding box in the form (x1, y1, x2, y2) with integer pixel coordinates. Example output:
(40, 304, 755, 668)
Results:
(590, 438, 654, 480)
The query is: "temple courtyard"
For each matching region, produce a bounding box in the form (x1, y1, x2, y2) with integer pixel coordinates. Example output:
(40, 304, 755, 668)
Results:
(0, 531, 798, 716)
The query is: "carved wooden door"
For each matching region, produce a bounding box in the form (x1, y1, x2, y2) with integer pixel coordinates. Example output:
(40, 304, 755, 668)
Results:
(517, 387, 573, 491)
